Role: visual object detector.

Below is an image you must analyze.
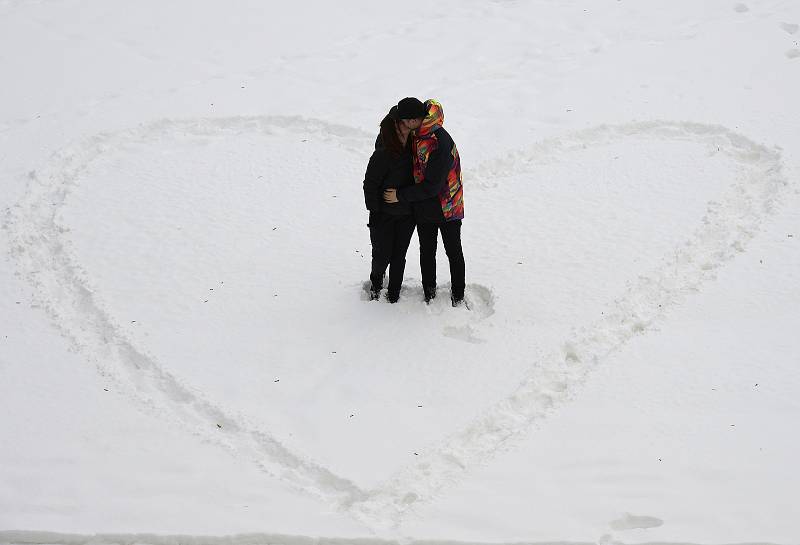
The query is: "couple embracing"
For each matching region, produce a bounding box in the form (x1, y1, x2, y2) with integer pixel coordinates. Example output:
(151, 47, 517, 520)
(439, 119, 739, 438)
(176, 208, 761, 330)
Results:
(363, 97, 465, 306)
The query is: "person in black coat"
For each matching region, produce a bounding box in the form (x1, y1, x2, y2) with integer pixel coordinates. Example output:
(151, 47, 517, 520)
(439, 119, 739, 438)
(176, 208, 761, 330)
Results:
(383, 98, 466, 306)
(362, 109, 416, 303)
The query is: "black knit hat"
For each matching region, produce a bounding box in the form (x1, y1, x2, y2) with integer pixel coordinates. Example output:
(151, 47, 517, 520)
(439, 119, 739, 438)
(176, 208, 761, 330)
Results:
(392, 97, 428, 120)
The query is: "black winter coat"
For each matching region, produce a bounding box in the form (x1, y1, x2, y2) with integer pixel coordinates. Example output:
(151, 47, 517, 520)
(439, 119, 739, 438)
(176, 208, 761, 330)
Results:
(363, 135, 414, 216)
(397, 127, 455, 224)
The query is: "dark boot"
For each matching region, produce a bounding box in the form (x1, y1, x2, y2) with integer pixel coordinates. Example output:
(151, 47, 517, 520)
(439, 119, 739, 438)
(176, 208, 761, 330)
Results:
(369, 271, 386, 300)
(423, 285, 437, 304)
(451, 282, 465, 307)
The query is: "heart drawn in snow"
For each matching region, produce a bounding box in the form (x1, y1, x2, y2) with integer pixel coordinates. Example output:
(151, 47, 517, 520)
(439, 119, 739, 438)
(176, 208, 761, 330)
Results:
(6, 116, 786, 530)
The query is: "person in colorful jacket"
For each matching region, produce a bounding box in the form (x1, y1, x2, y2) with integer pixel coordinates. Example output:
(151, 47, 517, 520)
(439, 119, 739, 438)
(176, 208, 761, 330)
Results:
(384, 97, 466, 306)
(362, 107, 416, 303)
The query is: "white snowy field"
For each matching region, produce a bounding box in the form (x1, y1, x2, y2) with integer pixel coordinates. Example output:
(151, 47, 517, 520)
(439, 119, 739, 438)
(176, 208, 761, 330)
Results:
(1, 0, 799, 543)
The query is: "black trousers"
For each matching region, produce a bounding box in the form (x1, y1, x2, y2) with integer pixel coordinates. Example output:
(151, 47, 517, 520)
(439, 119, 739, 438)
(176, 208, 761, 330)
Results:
(417, 220, 465, 298)
(369, 213, 416, 296)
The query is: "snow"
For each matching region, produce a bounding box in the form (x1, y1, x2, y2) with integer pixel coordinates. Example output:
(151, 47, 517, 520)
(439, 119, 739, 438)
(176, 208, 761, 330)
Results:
(1, 0, 799, 543)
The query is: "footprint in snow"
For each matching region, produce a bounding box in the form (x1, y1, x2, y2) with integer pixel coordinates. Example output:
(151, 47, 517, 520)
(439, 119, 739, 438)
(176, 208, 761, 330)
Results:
(786, 49, 800, 59)
(780, 22, 798, 35)
(733, 3, 749, 13)
(610, 513, 664, 531)
(443, 324, 485, 344)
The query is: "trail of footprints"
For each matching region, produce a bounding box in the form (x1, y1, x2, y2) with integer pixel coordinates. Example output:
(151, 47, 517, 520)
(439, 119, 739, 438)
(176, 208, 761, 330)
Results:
(5, 117, 789, 531)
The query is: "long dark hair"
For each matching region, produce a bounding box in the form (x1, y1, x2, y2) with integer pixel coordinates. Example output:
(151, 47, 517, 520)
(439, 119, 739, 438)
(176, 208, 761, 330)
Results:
(379, 113, 406, 155)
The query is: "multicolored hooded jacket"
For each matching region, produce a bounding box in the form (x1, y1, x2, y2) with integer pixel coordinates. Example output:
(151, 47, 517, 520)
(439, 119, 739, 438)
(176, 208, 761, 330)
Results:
(396, 100, 464, 222)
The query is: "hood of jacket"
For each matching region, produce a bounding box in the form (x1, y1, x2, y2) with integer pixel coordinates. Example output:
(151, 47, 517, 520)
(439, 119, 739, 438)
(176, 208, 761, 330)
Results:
(418, 99, 444, 137)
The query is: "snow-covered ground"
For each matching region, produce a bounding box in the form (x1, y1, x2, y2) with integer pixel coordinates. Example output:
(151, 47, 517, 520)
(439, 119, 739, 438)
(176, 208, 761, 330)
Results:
(1, 1, 799, 543)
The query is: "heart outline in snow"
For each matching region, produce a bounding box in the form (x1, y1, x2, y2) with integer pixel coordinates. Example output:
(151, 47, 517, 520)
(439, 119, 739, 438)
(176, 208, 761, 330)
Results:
(4, 116, 787, 531)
